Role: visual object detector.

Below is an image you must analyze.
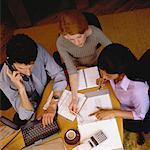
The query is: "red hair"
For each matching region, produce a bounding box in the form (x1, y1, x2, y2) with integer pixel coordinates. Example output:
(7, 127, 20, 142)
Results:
(58, 9, 88, 35)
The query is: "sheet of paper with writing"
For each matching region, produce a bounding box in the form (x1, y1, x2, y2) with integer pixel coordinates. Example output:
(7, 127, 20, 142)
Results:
(84, 66, 100, 89)
(77, 90, 123, 150)
(58, 90, 86, 121)
(77, 90, 112, 125)
(78, 69, 86, 90)
(78, 119, 123, 150)
(77, 66, 100, 90)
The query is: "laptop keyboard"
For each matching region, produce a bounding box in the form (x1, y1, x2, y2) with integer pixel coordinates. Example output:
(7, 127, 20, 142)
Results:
(21, 120, 59, 146)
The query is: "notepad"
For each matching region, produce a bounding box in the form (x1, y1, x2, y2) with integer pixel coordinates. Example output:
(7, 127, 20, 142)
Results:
(78, 66, 100, 91)
(58, 90, 86, 121)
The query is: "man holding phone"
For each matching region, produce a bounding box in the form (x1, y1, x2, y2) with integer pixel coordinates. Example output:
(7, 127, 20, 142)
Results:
(0, 34, 67, 127)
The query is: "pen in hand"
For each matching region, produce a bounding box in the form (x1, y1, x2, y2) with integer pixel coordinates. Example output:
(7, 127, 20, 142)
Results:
(98, 78, 105, 90)
(89, 106, 101, 116)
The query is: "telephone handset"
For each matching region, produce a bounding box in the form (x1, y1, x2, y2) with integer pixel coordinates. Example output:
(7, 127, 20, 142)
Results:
(5, 58, 29, 81)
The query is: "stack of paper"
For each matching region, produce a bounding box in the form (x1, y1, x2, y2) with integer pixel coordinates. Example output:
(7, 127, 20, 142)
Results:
(58, 90, 86, 121)
(78, 119, 123, 150)
(77, 90, 123, 150)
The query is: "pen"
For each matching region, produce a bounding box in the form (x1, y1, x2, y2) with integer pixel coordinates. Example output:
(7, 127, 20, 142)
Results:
(71, 97, 87, 115)
(98, 78, 104, 90)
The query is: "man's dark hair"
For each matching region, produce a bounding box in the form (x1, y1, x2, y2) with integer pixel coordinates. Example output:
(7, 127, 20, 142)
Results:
(6, 34, 38, 64)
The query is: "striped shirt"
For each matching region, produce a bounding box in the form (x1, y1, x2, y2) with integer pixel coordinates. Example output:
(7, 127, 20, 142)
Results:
(56, 25, 112, 74)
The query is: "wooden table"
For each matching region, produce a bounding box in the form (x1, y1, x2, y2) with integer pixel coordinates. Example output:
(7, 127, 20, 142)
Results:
(0, 81, 123, 150)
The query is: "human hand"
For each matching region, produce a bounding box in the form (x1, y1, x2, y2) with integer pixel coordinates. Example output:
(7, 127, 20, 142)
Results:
(69, 99, 78, 114)
(96, 78, 107, 89)
(89, 107, 115, 120)
(37, 103, 57, 128)
(6, 66, 24, 90)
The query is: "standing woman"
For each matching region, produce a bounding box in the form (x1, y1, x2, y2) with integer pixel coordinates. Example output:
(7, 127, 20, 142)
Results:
(56, 9, 112, 113)
(91, 43, 149, 132)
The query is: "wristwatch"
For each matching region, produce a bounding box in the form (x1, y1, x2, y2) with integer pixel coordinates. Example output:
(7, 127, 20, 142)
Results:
(52, 95, 60, 102)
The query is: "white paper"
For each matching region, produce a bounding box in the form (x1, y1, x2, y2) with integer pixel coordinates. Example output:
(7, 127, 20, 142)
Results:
(77, 92, 112, 125)
(78, 69, 87, 90)
(77, 91, 123, 150)
(58, 90, 86, 121)
(84, 66, 100, 89)
(78, 119, 123, 150)
(77, 66, 100, 90)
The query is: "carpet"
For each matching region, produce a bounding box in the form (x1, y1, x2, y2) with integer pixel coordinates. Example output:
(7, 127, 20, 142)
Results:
(123, 130, 150, 150)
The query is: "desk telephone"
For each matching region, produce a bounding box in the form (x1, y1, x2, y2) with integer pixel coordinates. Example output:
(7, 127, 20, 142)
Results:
(5, 58, 29, 81)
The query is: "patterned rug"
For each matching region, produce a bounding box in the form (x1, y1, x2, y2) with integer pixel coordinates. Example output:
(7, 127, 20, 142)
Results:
(123, 130, 150, 150)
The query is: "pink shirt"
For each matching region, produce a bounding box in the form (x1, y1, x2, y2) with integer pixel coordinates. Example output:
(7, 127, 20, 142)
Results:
(110, 76, 149, 120)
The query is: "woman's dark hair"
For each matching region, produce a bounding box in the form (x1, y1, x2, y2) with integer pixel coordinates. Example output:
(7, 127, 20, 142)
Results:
(6, 34, 38, 64)
(97, 43, 143, 81)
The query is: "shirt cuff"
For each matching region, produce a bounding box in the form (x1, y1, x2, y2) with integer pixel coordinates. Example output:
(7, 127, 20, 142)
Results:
(18, 106, 34, 120)
(132, 111, 145, 120)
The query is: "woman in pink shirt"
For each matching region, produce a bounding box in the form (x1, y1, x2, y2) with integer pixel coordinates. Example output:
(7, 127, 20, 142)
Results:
(91, 43, 149, 132)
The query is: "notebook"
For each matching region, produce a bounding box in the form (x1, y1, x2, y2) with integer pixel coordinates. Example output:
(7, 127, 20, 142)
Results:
(32, 138, 66, 150)
(77, 90, 123, 150)
(58, 90, 86, 121)
(78, 66, 100, 90)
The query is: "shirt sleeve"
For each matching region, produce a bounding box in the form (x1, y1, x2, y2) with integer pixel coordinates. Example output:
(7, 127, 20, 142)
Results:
(56, 40, 77, 75)
(131, 86, 149, 120)
(0, 81, 34, 120)
(91, 25, 112, 47)
(40, 45, 67, 91)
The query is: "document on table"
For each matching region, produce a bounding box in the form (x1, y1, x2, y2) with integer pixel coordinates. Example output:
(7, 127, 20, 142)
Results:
(78, 119, 123, 150)
(78, 66, 100, 90)
(77, 90, 112, 125)
(58, 90, 86, 121)
(0, 126, 15, 141)
(77, 90, 123, 150)
(32, 138, 67, 150)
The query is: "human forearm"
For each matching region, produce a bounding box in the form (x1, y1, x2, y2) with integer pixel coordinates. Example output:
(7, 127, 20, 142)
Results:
(69, 73, 78, 101)
(90, 108, 134, 120)
(113, 109, 134, 119)
(19, 87, 34, 111)
(49, 90, 62, 109)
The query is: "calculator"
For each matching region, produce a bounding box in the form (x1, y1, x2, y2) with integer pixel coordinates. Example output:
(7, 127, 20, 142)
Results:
(88, 130, 107, 148)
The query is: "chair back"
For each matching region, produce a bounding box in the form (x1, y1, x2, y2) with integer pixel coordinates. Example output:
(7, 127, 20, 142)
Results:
(82, 12, 102, 30)
(139, 49, 150, 125)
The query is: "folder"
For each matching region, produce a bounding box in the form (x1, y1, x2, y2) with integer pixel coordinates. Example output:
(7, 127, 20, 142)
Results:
(32, 138, 66, 150)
